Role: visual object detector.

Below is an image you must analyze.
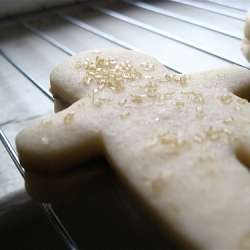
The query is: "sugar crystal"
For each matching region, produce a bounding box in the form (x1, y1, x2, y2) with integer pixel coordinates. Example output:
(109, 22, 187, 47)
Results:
(120, 110, 130, 118)
(41, 119, 52, 127)
(131, 94, 142, 103)
(64, 111, 75, 124)
(219, 95, 233, 104)
(41, 136, 50, 145)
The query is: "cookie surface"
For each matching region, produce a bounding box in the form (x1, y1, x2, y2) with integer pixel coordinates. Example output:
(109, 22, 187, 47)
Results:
(16, 49, 250, 249)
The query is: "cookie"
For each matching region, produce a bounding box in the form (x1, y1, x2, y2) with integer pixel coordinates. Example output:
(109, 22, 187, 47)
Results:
(16, 49, 250, 249)
(241, 10, 250, 62)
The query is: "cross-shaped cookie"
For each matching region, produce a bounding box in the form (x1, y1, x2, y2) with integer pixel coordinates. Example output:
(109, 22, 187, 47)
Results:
(16, 49, 250, 249)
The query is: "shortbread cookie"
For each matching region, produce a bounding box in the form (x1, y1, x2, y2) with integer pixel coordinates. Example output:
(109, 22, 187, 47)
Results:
(241, 10, 250, 62)
(16, 49, 250, 249)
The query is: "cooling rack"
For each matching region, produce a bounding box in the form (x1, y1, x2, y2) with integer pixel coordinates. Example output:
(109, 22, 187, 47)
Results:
(0, 0, 249, 249)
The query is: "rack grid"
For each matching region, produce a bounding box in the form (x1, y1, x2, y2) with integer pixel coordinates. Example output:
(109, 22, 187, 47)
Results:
(0, 0, 249, 249)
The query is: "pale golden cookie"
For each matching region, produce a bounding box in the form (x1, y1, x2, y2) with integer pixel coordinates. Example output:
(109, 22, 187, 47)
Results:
(16, 49, 250, 249)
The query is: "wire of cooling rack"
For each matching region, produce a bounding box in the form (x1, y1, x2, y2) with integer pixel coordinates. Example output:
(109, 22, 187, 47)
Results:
(169, 0, 247, 19)
(0, 49, 54, 102)
(5, 0, 247, 73)
(88, 3, 244, 66)
(0, 128, 79, 250)
(122, 0, 243, 38)
(16, 19, 75, 56)
(0, 42, 80, 248)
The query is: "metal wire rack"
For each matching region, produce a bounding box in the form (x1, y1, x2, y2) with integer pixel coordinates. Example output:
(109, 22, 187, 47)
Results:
(0, 0, 249, 249)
